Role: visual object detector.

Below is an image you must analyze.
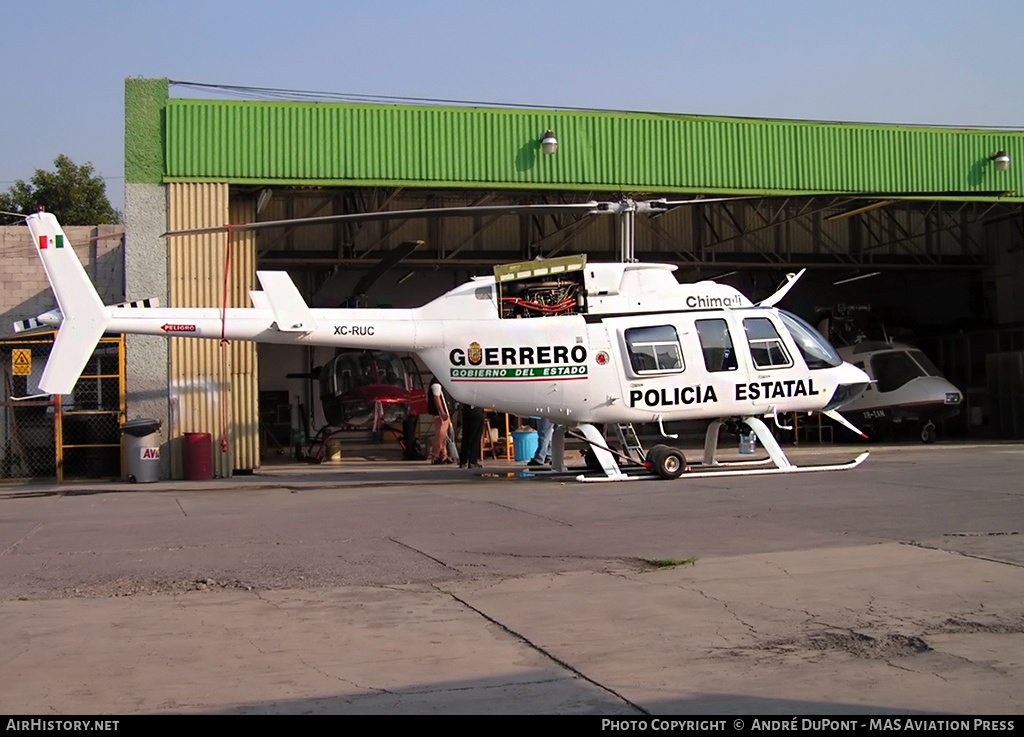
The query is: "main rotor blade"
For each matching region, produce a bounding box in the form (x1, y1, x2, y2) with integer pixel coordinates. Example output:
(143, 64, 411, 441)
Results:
(162, 190, 1018, 238)
(162, 202, 601, 237)
(351, 240, 423, 297)
(652, 196, 759, 208)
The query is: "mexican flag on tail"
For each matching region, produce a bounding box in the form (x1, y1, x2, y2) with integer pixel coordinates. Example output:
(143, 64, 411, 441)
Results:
(38, 234, 65, 249)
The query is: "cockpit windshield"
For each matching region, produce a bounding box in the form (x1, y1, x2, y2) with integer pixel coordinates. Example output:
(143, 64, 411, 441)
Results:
(870, 351, 936, 393)
(779, 310, 843, 370)
(908, 350, 941, 377)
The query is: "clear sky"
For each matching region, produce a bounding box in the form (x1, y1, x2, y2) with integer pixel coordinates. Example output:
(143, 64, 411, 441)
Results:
(2, 0, 1022, 212)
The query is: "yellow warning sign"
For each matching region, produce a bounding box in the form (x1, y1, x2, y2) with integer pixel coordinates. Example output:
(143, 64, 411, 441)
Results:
(12, 349, 31, 376)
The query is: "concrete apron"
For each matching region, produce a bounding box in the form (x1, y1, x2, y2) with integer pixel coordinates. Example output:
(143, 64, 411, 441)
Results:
(1, 541, 1022, 714)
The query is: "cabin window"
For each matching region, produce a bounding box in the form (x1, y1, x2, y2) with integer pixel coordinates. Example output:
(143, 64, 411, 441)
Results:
(696, 319, 738, 372)
(743, 317, 793, 369)
(624, 325, 684, 374)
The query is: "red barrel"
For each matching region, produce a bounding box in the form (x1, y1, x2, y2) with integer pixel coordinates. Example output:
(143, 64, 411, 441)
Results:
(183, 432, 213, 480)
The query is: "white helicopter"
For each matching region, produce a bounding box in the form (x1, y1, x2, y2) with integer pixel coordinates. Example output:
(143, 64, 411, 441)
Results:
(17, 201, 872, 482)
(817, 306, 963, 443)
(834, 340, 962, 444)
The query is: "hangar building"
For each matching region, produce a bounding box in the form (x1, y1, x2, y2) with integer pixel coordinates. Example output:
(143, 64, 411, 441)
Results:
(8, 77, 1024, 479)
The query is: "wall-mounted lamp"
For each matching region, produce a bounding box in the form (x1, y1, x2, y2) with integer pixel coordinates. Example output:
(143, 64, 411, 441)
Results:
(540, 129, 559, 155)
(256, 188, 273, 214)
(990, 150, 1011, 172)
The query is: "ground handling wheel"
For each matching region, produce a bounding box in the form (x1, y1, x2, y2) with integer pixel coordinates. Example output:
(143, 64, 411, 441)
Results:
(645, 444, 669, 470)
(650, 446, 687, 480)
(921, 422, 937, 444)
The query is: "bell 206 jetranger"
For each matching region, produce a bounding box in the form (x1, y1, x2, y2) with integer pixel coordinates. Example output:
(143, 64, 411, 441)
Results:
(17, 209, 870, 481)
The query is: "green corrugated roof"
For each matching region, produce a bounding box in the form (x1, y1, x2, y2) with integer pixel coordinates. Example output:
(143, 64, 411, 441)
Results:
(126, 78, 1024, 201)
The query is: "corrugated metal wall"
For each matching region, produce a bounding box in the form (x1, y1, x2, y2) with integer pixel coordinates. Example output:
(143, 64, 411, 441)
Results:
(164, 100, 1024, 199)
(167, 183, 258, 477)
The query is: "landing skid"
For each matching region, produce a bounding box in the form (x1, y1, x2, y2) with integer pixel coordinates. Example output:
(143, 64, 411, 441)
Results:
(570, 418, 869, 483)
(681, 451, 869, 479)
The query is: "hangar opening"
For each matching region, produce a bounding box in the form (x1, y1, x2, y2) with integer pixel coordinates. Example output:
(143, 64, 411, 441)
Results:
(87, 79, 1024, 477)
(228, 185, 1020, 456)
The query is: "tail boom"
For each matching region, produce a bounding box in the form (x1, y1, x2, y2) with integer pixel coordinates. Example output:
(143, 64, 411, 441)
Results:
(23, 212, 436, 393)
(104, 306, 426, 351)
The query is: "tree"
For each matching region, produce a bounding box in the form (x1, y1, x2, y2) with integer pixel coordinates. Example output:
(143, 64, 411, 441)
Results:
(0, 155, 120, 225)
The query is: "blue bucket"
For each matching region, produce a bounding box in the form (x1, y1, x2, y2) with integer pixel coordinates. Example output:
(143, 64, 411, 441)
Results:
(512, 431, 539, 462)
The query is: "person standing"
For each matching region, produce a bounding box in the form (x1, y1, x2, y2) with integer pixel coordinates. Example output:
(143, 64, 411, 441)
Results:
(426, 376, 453, 464)
(459, 404, 485, 469)
(401, 412, 424, 460)
(528, 416, 555, 468)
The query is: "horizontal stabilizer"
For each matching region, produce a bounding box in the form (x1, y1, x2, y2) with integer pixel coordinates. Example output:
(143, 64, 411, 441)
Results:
(256, 271, 316, 332)
(249, 291, 271, 311)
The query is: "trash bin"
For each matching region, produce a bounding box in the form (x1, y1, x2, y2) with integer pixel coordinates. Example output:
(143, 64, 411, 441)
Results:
(121, 418, 161, 483)
(184, 432, 214, 481)
(512, 430, 539, 462)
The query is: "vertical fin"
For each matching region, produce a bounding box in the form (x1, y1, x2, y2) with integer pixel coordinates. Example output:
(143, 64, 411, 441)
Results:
(256, 271, 317, 331)
(24, 213, 111, 395)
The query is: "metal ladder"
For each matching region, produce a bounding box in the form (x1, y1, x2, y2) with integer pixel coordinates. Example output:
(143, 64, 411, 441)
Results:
(614, 423, 645, 464)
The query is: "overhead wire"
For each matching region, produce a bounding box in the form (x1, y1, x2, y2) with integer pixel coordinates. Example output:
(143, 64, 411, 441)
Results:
(169, 80, 1024, 130)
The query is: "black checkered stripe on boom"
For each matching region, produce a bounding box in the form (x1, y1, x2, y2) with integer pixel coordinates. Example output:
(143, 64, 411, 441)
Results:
(12, 298, 158, 334)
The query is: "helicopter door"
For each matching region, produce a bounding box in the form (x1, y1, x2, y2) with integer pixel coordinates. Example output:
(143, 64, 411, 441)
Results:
(599, 317, 689, 418)
(623, 325, 684, 374)
(401, 356, 425, 391)
(740, 316, 794, 373)
(401, 355, 429, 416)
(733, 314, 810, 413)
(695, 318, 740, 374)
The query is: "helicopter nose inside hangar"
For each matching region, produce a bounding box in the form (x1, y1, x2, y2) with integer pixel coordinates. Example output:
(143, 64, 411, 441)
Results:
(19, 77, 1023, 480)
